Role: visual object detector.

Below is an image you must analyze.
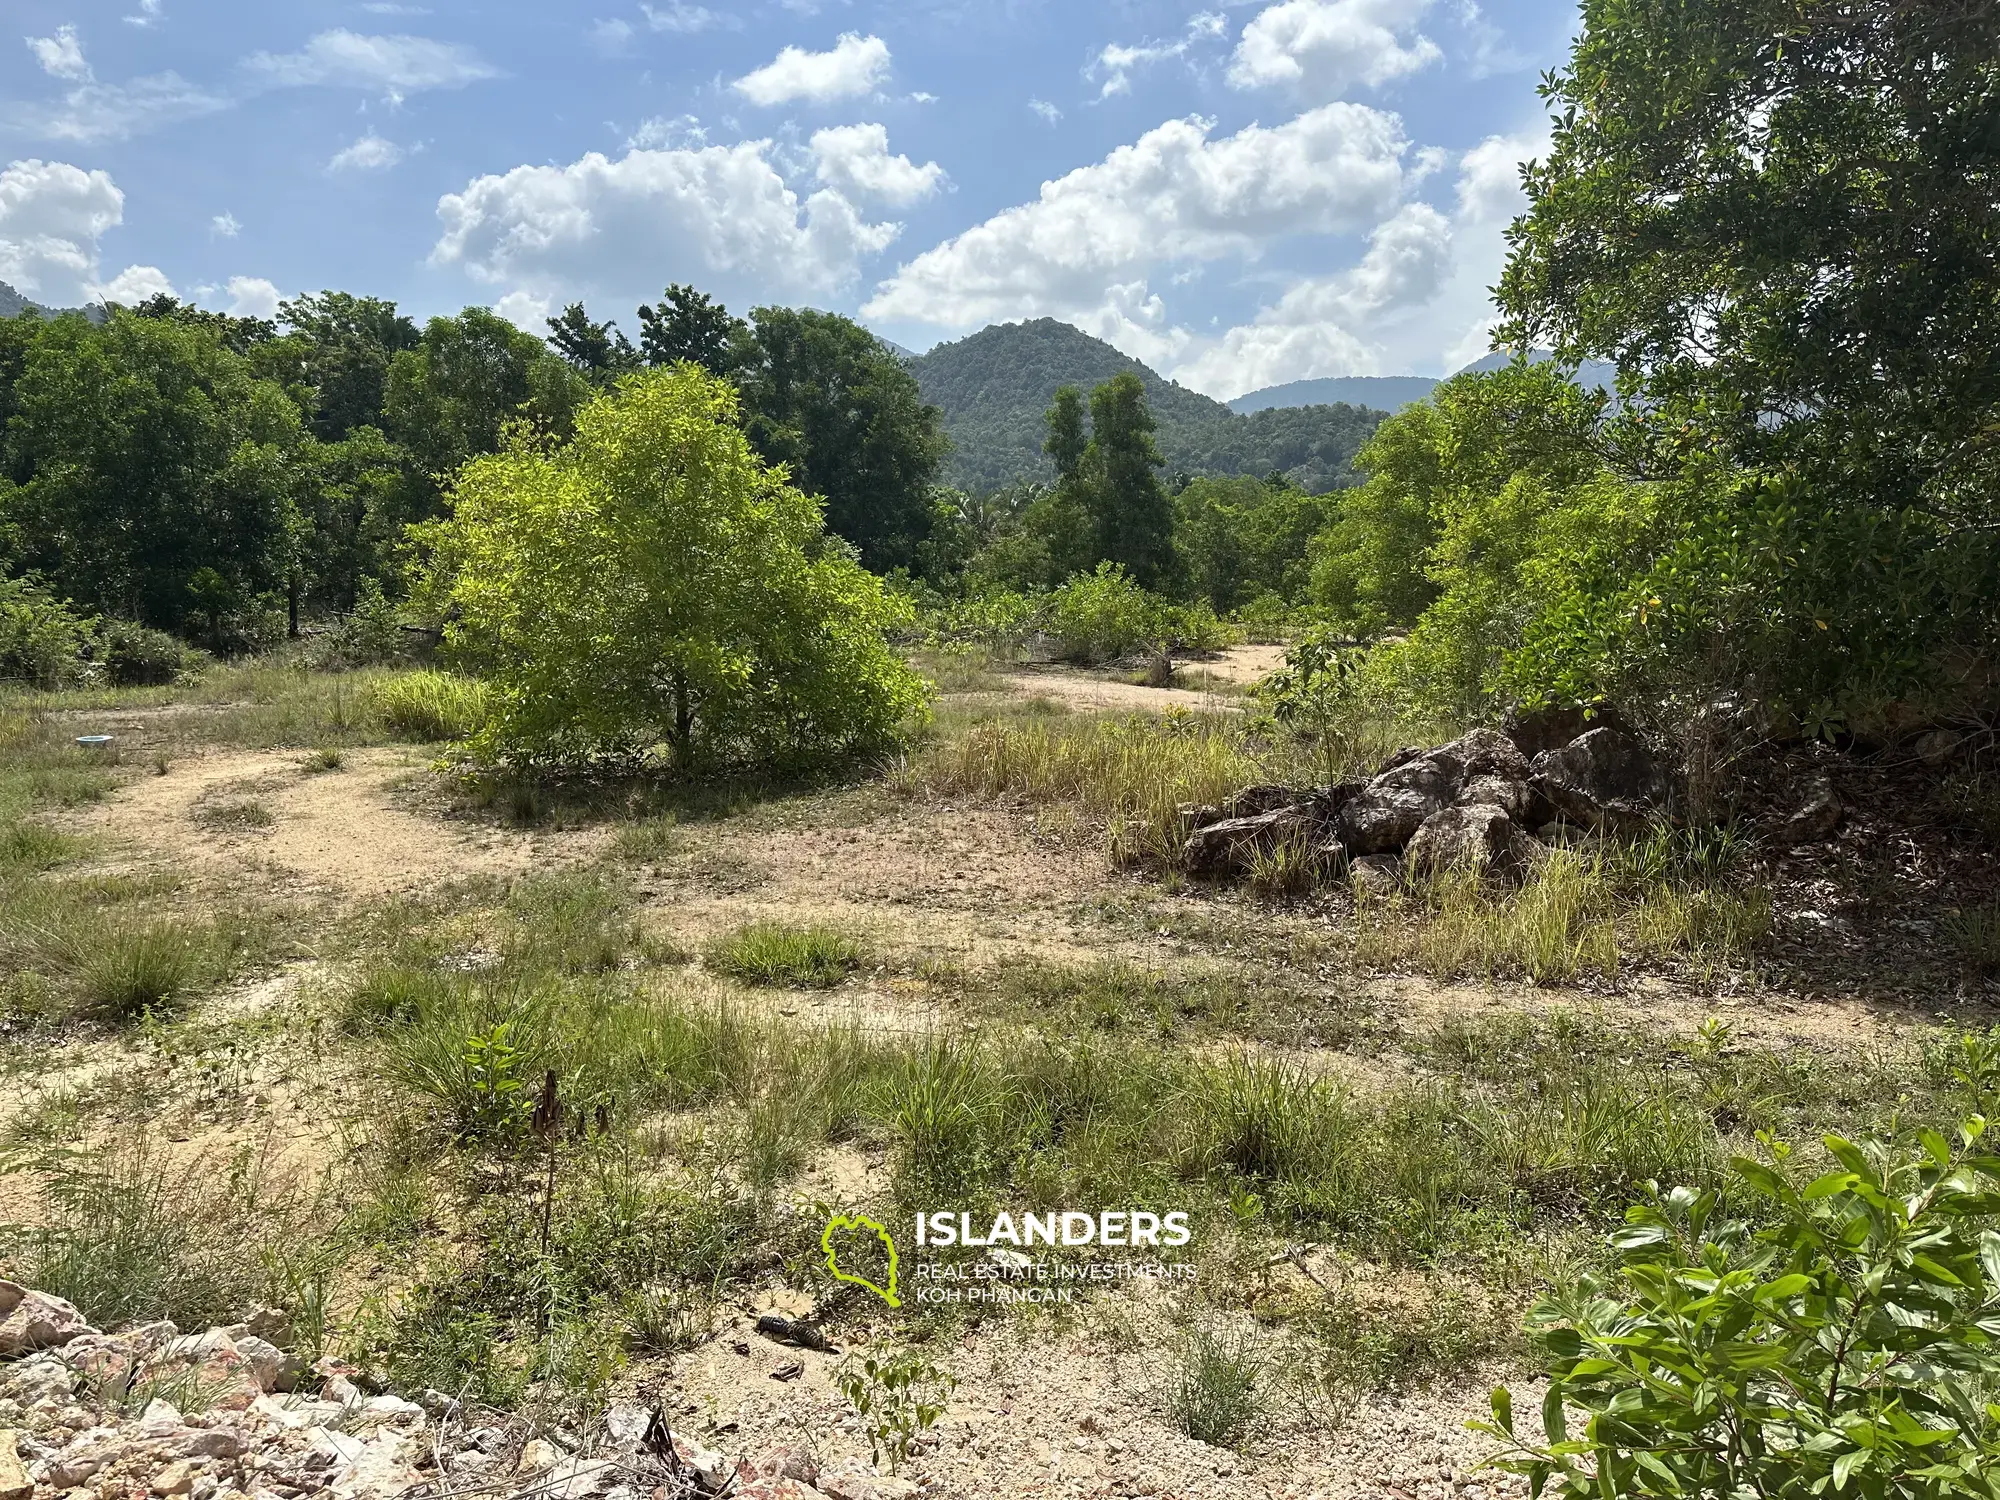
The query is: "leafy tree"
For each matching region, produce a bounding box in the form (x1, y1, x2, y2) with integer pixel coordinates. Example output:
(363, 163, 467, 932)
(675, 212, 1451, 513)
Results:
(1044, 386, 1087, 479)
(130, 294, 276, 356)
(3, 311, 305, 631)
(546, 303, 637, 383)
(1484, 1120, 2000, 1499)
(384, 307, 589, 525)
(271, 292, 421, 441)
(1497, 0, 2000, 707)
(637, 284, 741, 374)
(1066, 373, 1175, 590)
(418, 365, 928, 771)
(1175, 474, 1337, 611)
(731, 306, 951, 574)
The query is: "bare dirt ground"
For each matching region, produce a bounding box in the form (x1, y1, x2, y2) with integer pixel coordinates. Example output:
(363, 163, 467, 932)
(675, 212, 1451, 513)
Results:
(995, 643, 1283, 715)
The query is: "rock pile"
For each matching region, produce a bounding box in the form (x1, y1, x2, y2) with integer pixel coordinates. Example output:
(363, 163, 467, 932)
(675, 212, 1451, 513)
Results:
(1182, 716, 1703, 884)
(0, 1282, 915, 1500)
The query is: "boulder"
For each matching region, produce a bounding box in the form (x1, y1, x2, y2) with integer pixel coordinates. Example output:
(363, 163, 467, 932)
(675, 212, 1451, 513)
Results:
(1183, 785, 1360, 875)
(1336, 730, 1532, 855)
(0, 1430, 30, 1500)
(1776, 777, 1842, 845)
(1529, 727, 1668, 831)
(230, 1336, 304, 1395)
(1458, 773, 1533, 821)
(1223, 784, 1305, 818)
(1348, 854, 1402, 896)
(1337, 784, 1446, 855)
(1503, 703, 1633, 759)
(1404, 805, 1539, 881)
(1915, 728, 1963, 767)
(0, 1282, 95, 1356)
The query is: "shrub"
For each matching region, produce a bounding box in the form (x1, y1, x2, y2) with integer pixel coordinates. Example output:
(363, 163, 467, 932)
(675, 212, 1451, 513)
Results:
(707, 922, 862, 988)
(837, 1351, 956, 1474)
(1167, 1320, 1264, 1447)
(417, 365, 929, 772)
(0, 574, 99, 690)
(1483, 1121, 2000, 1498)
(1042, 563, 1168, 664)
(101, 621, 201, 686)
(72, 920, 218, 1019)
(371, 671, 489, 742)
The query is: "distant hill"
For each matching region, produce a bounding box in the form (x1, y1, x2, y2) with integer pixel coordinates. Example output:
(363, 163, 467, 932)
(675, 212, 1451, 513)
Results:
(1230, 350, 1623, 416)
(908, 318, 1384, 494)
(0, 279, 102, 323)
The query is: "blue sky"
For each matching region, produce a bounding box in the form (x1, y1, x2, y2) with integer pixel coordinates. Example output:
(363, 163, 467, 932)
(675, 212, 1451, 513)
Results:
(0, 0, 1578, 398)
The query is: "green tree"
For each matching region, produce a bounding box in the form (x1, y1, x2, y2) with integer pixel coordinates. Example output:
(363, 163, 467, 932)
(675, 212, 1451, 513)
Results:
(545, 303, 638, 383)
(636, 284, 742, 373)
(3, 311, 305, 631)
(418, 365, 929, 771)
(1081, 373, 1174, 590)
(1497, 0, 2000, 706)
(269, 292, 420, 442)
(1175, 474, 1337, 611)
(1044, 386, 1087, 479)
(731, 306, 951, 575)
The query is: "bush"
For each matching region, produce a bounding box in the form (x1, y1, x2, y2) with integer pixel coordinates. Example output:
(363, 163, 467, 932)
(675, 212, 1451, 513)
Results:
(315, 578, 415, 669)
(0, 574, 99, 690)
(371, 671, 489, 742)
(1042, 563, 1168, 664)
(101, 620, 201, 686)
(1167, 1320, 1264, 1447)
(1483, 1121, 2000, 1498)
(418, 365, 930, 772)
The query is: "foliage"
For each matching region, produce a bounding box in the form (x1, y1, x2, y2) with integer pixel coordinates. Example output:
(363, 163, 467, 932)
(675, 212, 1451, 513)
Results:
(1496, 0, 2000, 712)
(545, 303, 638, 382)
(1168, 1320, 1265, 1447)
(707, 922, 863, 988)
(731, 305, 952, 575)
(419, 365, 929, 771)
(369, 671, 488, 742)
(636, 284, 741, 374)
(837, 1350, 955, 1473)
(1256, 626, 1369, 781)
(1176, 474, 1338, 612)
(1042, 564, 1171, 664)
(0, 574, 99, 689)
(1483, 1122, 2000, 1499)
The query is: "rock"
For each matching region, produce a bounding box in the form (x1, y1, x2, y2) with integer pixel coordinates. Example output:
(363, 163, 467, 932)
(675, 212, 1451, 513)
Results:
(1777, 777, 1842, 845)
(752, 1448, 819, 1485)
(1916, 728, 1963, 766)
(0, 1429, 31, 1500)
(1222, 784, 1303, 818)
(1503, 703, 1632, 758)
(178, 1430, 244, 1460)
(1529, 727, 1668, 831)
(1175, 802, 1223, 832)
(518, 1439, 562, 1473)
(1337, 783, 1447, 855)
(354, 1396, 424, 1428)
(1444, 727, 1535, 783)
(1404, 805, 1539, 881)
(230, 1339, 304, 1397)
(736, 1480, 830, 1500)
(141, 1399, 185, 1430)
(242, 1310, 289, 1343)
(1184, 805, 1316, 874)
(152, 1458, 201, 1494)
(1457, 773, 1533, 820)
(0, 1283, 96, 1355)
(1338, 730, 1529, 856)
(1348, 854, 1402, 896)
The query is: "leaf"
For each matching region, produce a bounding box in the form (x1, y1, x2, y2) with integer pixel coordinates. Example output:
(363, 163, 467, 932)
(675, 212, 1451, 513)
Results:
(1542, 1385, 1568, 1445)
(1491, 1385, 1515, 1437)
(1833, 1449, 1868, 1489)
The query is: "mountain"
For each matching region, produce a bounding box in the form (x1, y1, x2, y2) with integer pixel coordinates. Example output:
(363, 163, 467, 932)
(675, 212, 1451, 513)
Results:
(0, 279, 103, 323)
(907, 318, 1385, 494)
(1229, 350, 1624, 416)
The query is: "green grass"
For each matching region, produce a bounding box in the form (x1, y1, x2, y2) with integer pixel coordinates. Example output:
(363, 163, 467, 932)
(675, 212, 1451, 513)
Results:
(1167, 1321, 1265, 1446)
(196, 799, 275, 832)
(369, 670, 489, 743)
(707, 921, 864, 988)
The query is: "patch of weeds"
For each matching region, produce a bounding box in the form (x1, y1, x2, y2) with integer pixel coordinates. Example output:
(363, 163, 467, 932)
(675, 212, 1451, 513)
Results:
(69, 918, 227, 1020)
(708, 922, 863, 988)
(611, 814, 679, 863)
(502, 871, 640, 974)
(1166, 1319, 1264, 1447)
(303, 746, 345, 774)
(1291, 1274, 1511, 1405)
(1945, 906, 2000, 976)
(358, 1279, 526, 1407)
(1, 820, 85, 872)
(369, 670, 489, 743)
(616, 1284, 717, 1355)
(196, 799, 275, 833)
(837, 1351, 955, 1473)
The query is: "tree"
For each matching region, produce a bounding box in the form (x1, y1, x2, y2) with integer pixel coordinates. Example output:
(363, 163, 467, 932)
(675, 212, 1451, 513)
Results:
(1044, 386, 1087, 479)
(271, 292, 420, 442)
(731, 306, 951, 574)
(1175, 474, 1337, 611)
(1081, 374, 1174, 589)
(545, 303, 637, 383)
(418, 365, 929, 772)
(1497, 0, 2000, 705)
(637, 284, 742, 373)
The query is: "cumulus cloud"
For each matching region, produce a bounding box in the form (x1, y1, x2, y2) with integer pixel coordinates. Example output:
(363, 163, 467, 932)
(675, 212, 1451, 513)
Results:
(329, 133, 406, 171)
(211, 211, 240, 236)
(0, 157, 128, 304)
(92, 264, 174, 306)
(428, 140, 902, 316)
(1228, 0, 1441, 100)
(224, 275, 282, 319)
(244, 31, 501, 95)
(732, 34, 890, 107)
(27, 26, 91, 81)
(809, 124, 944, 206)
(863, 102, 1409, 340)
(1172, 202, 1452, 395)
(1455, 127, 1542, 224)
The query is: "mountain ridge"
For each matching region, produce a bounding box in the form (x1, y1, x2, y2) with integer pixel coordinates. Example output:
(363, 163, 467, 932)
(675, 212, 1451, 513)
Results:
(1231, 350, 1622, 416)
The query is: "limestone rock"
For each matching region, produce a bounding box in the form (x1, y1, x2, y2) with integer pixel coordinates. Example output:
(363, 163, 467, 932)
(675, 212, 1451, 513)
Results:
(1348, 854, 1402, 896)
(1457, 773, 1533, 820)
(0, 1282, 96, 1355)
(1529, 727, 1668, 831)
(0, 1429, 31, 1500)
(1404, 805, 1538, 881)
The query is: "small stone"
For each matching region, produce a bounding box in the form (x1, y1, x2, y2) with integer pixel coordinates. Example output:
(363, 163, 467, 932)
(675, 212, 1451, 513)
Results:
(518, 1439, 562, 1473)
(0, 1429, 30, 1500)
(151, 1459, 200, 1495)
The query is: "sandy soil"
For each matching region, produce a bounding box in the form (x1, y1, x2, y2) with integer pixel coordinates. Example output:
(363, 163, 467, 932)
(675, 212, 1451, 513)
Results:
(996, 642, 1284, 716)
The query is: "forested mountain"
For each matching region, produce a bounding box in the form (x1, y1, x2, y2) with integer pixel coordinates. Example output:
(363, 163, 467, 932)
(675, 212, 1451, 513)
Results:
(906, 319, 1385, 494)
(1230, 352, 1622, 415)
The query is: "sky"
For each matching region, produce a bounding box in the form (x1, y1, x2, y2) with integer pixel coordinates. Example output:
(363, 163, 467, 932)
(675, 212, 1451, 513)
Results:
(0, 0, 1580, 400)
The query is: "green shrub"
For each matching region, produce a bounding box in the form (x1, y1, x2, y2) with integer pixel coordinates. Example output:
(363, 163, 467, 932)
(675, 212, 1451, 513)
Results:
(1167, 1321, 1264, 1447)
(838, 1351, 956, 1474)
(101, 621, 201, 686)
(72, 920, 219, 1019)
(1042, 563, 1168, 664)
(370, 671, 489, 742)
(1483, 1122, 2000, 1498)
(707, 922, 862, 988)
(0, 574, 99, 690)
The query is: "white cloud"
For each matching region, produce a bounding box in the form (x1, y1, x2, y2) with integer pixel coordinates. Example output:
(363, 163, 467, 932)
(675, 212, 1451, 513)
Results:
(92, 263, 174, 305)
(329, 132, 406, 171)
(809, 124, 944, 206)
(7, 72, 227, 143)
(123, 0, 163, 28)
(211, 211, 240, 237)
(27, 26, 91, 81)
(589, 18, 634, 54)
(429, 140, 901, 315)
(0, 158, 126, 304)
(224, 275, 281, 319)
(1173, 202, 1453, 395)
(627, 115, 706, 150)
(864, 103, 1409, 340)
(1029, 98, 1061, 125)
(1228, 0, 1441, 99)
(1089, 12, 1229, 99)
(1455, 127, 1542, 224)
(493, 289, 552, 331)
(243, 31, 501, 95)
(731, 33, 891, 107)
(642, 2, 728, 31)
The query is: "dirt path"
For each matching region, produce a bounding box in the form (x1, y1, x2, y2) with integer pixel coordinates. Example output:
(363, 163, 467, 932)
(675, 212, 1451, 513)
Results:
(997, 643, 1283, 715)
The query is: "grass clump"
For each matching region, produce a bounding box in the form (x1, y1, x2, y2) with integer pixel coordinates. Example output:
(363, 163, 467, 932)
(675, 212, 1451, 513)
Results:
(72, 920, 221, 1018)
(708, 921, 863, 988)
(1167, 1320, 1265, 1446)
(370, 670, 489, 743)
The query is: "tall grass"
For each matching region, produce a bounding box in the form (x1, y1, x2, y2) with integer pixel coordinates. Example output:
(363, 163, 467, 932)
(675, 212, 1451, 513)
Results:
(708, 922, 864, 988)
(369, 670, 490, 743)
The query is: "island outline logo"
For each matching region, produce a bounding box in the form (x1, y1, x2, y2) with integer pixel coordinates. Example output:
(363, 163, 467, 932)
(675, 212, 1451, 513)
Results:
(821, 1212, 901, 1307)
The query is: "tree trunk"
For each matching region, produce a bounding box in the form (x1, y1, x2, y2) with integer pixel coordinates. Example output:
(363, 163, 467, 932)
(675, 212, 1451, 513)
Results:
(670, 671, 693, 769)
(288, 573, 300, 640)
